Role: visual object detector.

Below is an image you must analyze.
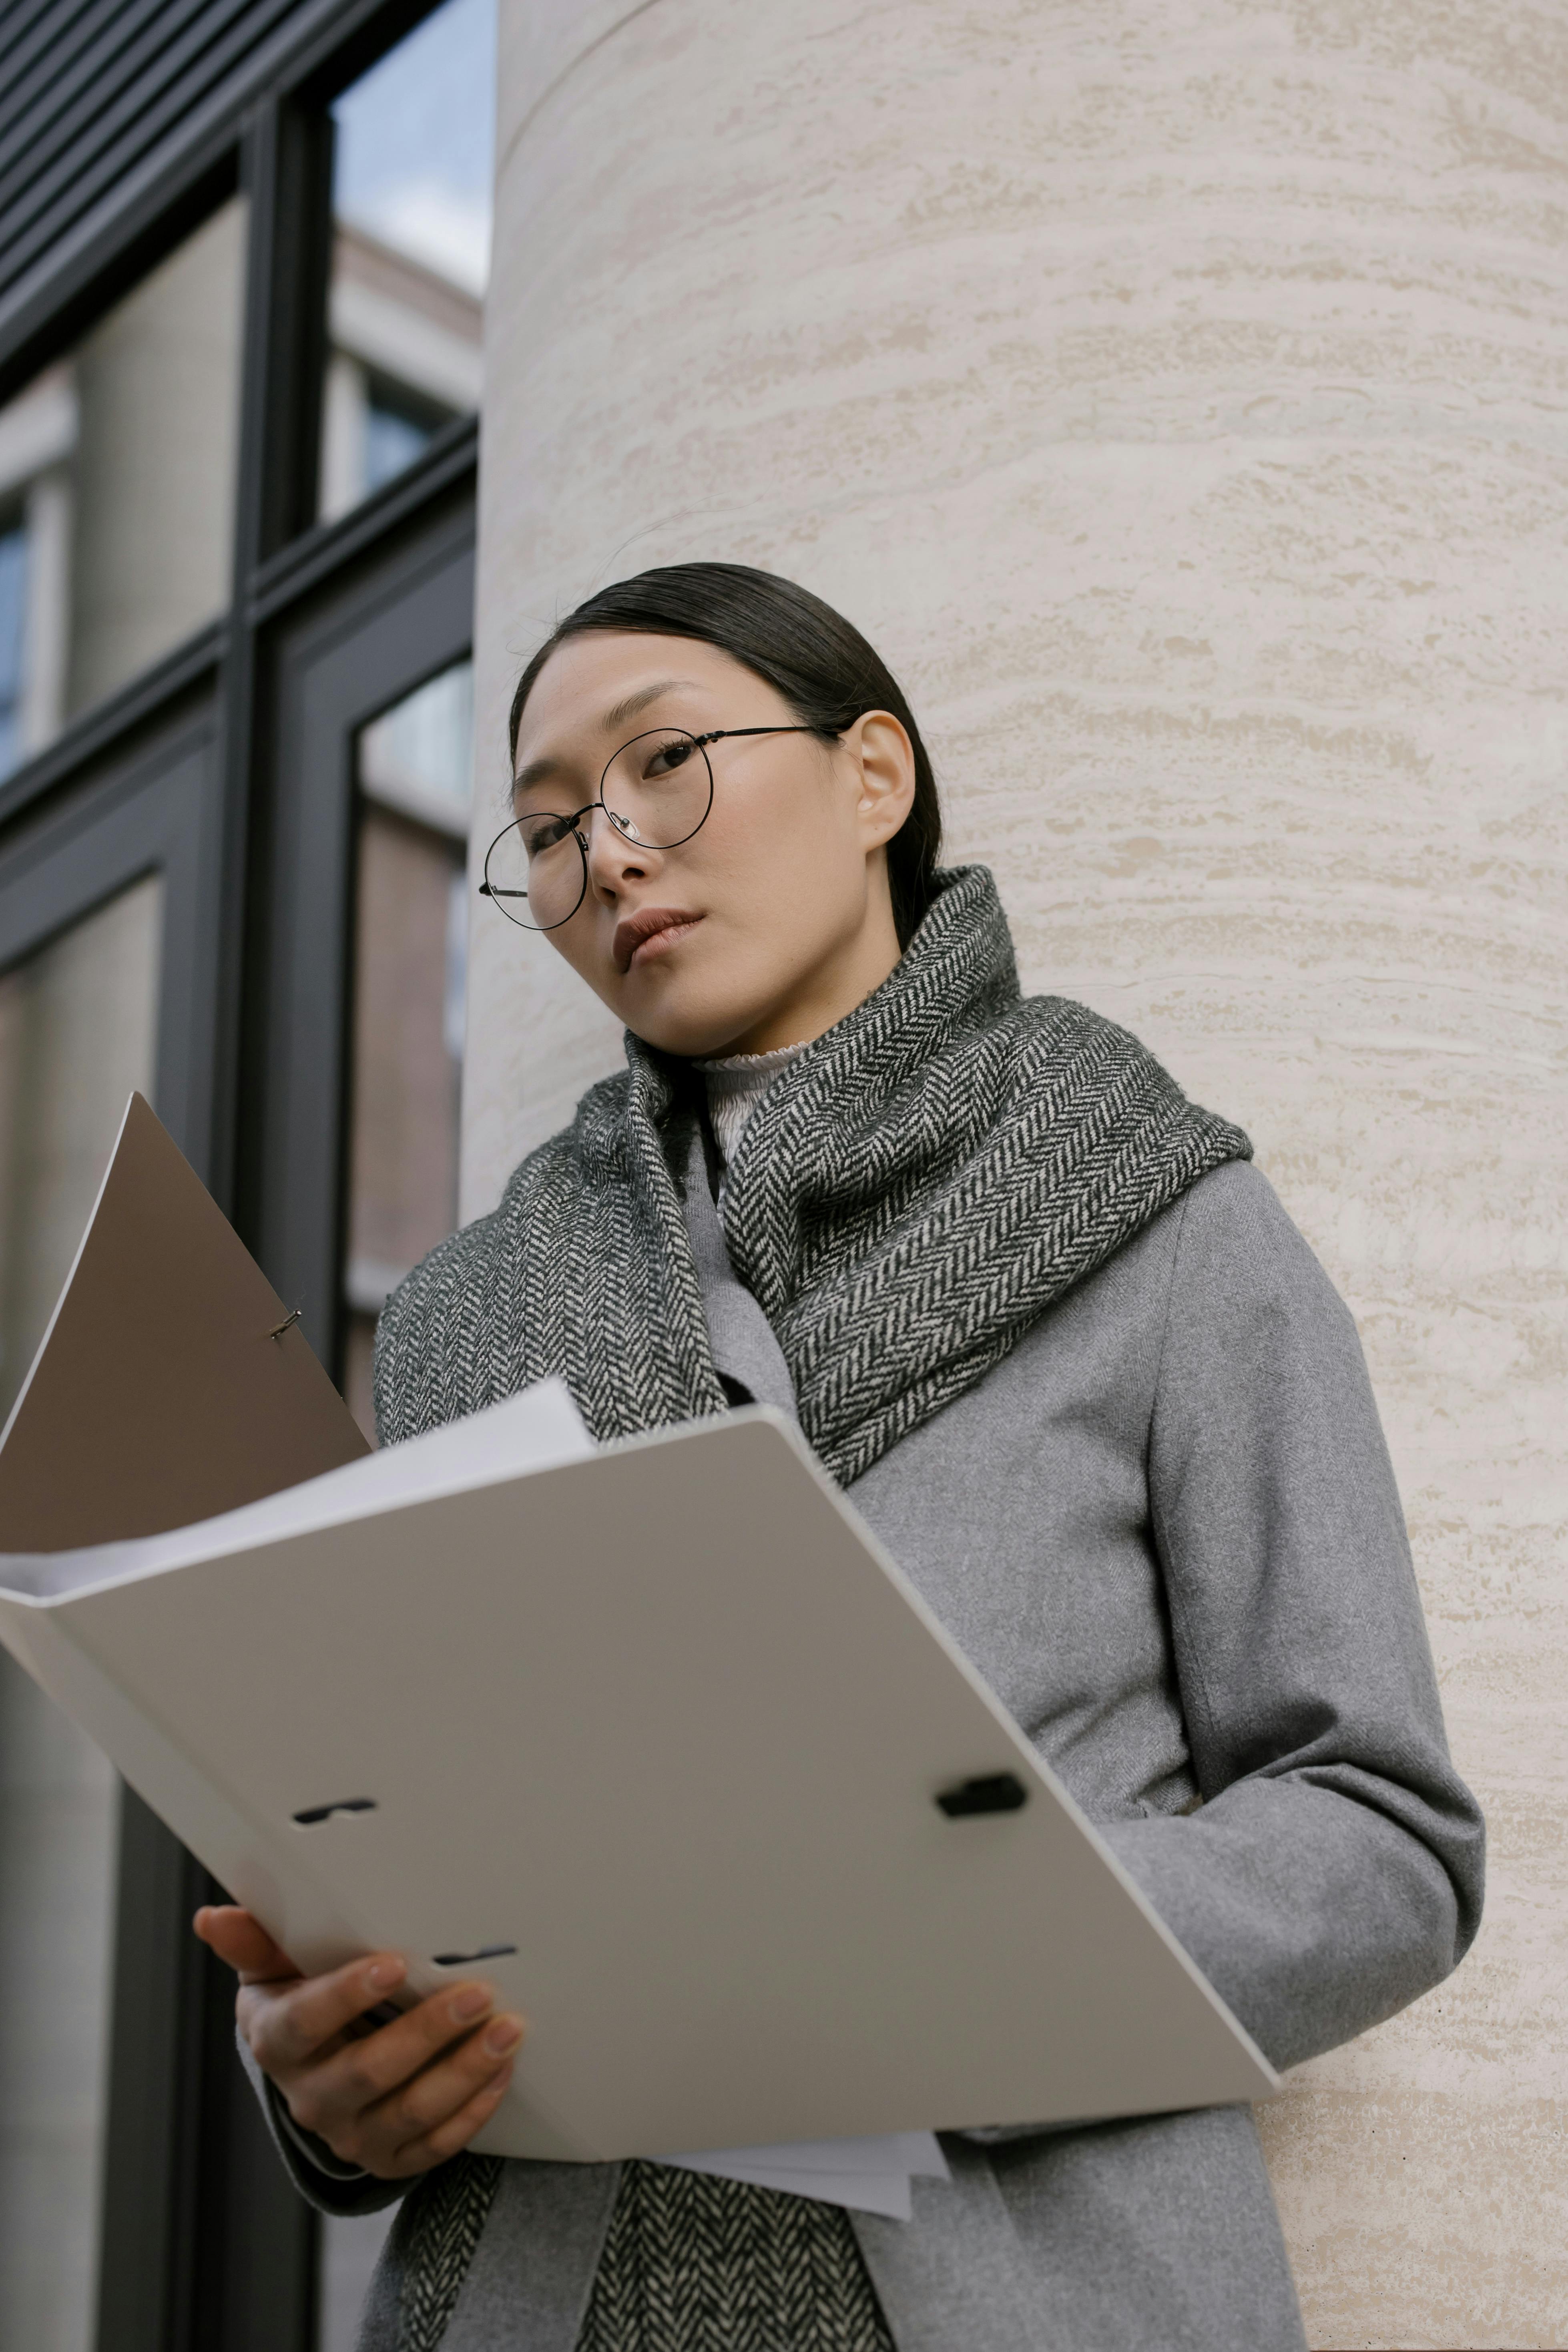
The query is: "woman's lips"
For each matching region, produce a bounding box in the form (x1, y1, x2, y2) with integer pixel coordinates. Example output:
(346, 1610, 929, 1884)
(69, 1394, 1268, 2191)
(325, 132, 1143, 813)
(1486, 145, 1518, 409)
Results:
(612, 908, 704, 975)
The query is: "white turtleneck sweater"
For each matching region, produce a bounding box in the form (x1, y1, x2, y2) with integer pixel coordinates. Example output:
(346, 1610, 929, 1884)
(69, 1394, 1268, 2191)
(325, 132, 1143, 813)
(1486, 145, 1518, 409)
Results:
(695, 1039, 810, 1169)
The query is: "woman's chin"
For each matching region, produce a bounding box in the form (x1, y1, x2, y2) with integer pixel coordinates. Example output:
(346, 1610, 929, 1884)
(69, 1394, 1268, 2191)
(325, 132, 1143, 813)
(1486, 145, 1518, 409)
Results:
(628, 1014, 766, 1060)
(612, 982, 764, 1061)
(598, 946, 769, 1058)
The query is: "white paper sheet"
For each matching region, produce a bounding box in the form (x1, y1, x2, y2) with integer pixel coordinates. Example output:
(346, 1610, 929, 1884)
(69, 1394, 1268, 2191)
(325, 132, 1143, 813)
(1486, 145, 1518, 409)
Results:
(659, 2131, 951, 2219)
(0, 1379, 594, 1601)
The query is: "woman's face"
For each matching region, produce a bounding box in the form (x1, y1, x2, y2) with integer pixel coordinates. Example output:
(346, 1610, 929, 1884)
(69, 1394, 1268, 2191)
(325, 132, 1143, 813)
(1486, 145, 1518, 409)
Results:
(508, 631, 916, 1058)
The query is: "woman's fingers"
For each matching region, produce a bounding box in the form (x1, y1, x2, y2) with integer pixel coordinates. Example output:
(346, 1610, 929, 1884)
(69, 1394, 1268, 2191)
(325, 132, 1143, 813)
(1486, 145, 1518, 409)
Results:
(194, 1904, 301, 1985)
(315, 1981, 513, 2108)
(378, 2061, 516, 2177)
(289, 1996, 524, 2170)
(246, 1950, 411, 2077)
(290, 1987, 521, 2138)
(223, 1932, 527, 2178)
(364, 2006, 524, 2139)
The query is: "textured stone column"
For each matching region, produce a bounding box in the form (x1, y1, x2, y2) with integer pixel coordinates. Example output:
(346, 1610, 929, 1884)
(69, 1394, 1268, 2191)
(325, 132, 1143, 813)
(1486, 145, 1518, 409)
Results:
(468, 5, 1567, 2339)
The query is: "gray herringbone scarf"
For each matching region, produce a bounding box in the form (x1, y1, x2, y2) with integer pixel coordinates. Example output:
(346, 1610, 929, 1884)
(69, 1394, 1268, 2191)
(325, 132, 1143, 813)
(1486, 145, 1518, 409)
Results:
(373, 861, 1250, 2347)
(375, 863, 1249, 1478)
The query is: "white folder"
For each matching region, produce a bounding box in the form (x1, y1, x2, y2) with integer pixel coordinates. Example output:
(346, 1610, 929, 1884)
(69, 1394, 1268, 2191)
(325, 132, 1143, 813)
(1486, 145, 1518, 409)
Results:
(0, 1097, 1276, 2163)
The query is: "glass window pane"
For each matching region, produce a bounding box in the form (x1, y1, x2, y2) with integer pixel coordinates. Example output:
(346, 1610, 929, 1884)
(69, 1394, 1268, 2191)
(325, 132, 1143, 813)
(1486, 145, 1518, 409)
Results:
(337, 660, 472, 1452)
(358, 658, 474, 830)
(320, 0, 494, 523)
(0, 520, 28, 775)
(0, 203, 246, 783)
(0, 873, 163, 2350)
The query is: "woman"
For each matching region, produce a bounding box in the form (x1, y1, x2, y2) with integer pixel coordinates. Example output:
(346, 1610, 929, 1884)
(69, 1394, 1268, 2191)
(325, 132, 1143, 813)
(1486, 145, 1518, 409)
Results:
(199, 563, 1484, 2352)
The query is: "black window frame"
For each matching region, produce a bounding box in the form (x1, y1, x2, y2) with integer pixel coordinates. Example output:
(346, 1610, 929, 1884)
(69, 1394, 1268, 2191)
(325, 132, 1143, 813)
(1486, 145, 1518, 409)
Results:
(0, 6, 484, 2345)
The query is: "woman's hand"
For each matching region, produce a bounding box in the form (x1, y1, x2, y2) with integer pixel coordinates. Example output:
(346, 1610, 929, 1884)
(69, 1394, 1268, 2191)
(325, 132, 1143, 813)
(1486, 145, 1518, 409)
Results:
(195, 1905, 524, 2179)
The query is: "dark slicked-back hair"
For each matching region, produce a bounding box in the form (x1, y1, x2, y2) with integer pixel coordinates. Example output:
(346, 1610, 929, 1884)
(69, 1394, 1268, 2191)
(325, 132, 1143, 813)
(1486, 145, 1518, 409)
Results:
(508, 563, 943, 946)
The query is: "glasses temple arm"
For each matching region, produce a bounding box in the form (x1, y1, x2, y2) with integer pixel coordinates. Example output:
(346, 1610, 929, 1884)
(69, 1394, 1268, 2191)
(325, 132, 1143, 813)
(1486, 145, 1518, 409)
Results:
(691, 726, 827, 747)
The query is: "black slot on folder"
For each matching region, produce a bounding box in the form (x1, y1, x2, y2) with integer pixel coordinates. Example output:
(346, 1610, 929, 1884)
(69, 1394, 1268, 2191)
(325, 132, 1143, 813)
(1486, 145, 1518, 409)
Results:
(292, 1796, 378, 1826)
(936, 1772, 1029, 1818)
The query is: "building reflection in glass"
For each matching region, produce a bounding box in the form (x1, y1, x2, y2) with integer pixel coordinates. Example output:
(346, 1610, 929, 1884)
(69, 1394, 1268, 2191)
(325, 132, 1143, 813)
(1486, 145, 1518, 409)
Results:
(320, 0, 494, 521)
(340, 659, 472, 1446)
(0, 203, 247, 783)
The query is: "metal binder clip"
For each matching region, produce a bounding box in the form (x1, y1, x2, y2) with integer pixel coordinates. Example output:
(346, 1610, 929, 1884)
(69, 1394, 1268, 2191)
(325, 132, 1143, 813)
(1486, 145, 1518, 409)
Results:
(268, 1306, 303, 1340)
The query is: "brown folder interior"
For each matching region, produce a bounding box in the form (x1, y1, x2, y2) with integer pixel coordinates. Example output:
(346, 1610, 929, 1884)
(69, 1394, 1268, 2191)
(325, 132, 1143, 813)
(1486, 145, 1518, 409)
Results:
(0, 1093, 369, 1551)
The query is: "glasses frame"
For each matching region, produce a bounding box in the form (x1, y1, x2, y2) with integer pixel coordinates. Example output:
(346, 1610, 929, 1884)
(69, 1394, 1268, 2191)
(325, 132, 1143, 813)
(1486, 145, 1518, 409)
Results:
(479, 723, 824, 931)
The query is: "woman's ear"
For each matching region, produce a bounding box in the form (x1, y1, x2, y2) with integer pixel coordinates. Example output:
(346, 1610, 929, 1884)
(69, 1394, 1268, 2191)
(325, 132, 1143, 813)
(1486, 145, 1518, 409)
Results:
(848, 711, 917, 851)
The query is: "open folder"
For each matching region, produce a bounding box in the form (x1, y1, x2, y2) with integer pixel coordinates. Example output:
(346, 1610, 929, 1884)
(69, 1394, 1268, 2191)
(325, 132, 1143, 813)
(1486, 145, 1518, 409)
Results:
(0, 1095, 1275, 2169)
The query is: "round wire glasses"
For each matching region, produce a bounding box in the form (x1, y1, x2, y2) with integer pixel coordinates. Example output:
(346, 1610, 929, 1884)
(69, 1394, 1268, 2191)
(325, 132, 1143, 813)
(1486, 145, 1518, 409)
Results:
(479, 724, 819, 932)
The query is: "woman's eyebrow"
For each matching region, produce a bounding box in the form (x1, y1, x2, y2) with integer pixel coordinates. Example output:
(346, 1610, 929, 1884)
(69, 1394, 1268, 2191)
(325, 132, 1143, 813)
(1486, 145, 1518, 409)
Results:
(513, 680, 699, 794)
(599, 678, 697, 733)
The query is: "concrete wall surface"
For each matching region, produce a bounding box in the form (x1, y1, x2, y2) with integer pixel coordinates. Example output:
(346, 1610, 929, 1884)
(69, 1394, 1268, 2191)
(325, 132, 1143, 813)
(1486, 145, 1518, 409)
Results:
(467, 4, 1568, 2342)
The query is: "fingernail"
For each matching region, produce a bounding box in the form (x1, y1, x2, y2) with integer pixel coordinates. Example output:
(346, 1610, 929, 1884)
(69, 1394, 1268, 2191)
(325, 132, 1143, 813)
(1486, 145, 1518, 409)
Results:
(484, 2015, 523, 2057)
(450, 1984, 492, 2022)
(366, 1956, 404, 1990)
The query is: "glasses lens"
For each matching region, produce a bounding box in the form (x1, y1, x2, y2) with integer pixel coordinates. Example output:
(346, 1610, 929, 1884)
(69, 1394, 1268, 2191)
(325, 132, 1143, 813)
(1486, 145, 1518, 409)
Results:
(483, 813, 584, 930)
(601, 730, 713, 849)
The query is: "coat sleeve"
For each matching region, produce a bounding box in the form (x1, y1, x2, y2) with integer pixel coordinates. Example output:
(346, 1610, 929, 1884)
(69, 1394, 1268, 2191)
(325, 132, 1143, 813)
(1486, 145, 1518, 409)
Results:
(237, 2030, 408, 2218)
(1100, 1162, 1484, 2071)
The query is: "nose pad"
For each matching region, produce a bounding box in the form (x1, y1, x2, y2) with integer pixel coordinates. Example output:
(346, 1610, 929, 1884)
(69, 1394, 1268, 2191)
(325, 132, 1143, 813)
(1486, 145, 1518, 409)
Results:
(583, 802, 654, 894)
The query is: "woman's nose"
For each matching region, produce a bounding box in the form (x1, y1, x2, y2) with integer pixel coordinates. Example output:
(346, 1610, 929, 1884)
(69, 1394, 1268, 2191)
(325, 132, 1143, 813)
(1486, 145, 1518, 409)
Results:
(583, 803, 658, 896)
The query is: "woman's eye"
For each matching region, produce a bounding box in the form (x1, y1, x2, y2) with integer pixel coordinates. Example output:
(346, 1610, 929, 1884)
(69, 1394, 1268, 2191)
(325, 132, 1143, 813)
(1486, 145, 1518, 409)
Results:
(644, 741, 694, 779)
(520, 814, 573, 856)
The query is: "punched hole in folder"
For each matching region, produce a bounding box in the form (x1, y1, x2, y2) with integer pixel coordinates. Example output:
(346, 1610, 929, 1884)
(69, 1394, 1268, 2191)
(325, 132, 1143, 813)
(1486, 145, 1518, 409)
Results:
(433, 1943, 518, 1966)
(935, 1772, 1028, 1818)
(293, 1797, 378, 1826)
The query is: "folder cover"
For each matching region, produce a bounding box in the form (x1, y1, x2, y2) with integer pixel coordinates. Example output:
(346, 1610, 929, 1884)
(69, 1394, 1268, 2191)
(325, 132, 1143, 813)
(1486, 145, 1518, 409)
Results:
(0, 1096, 1276, 2161)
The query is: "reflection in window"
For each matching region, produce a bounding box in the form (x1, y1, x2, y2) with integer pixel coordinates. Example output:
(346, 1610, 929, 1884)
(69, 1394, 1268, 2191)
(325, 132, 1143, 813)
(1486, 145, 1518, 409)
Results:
(0, 873, 163, 2350)
(0, 517, 26, 775)
(363, 387, 439, 495)
(319, 0, 494, 522)
(338, 661, 472, 1448)
(0, 204, 246, 783)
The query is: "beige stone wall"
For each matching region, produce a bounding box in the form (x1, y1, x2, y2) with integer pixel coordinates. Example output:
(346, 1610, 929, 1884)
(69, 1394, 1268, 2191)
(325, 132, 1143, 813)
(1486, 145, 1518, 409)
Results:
(467, 4, 1567, 2341)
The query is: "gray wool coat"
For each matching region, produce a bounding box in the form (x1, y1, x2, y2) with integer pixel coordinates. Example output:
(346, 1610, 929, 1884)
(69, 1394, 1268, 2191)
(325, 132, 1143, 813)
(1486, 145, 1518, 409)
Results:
(252, 1151, 1484, 2352)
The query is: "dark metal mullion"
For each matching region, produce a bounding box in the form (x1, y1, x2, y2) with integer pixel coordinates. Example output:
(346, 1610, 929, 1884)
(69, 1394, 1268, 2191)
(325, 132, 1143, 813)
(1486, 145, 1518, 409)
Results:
(0, 617, 225, 832)
(201, 88, 331, 2350)
(248, 415, 478, 625)
(211, 84, 333, 1221)
(209, 82, 333, 1205)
